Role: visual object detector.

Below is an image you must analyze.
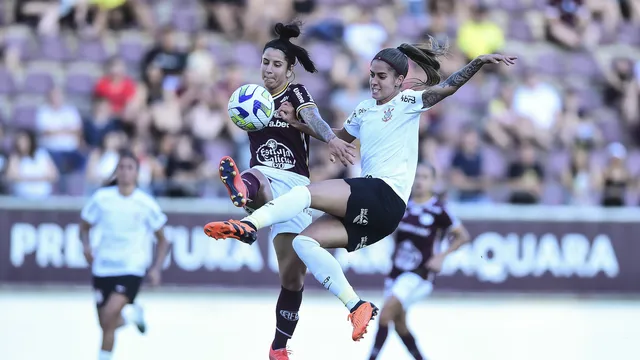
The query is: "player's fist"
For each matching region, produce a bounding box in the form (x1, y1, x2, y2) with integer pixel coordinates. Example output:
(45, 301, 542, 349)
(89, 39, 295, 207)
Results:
(277, 101, 296, 123)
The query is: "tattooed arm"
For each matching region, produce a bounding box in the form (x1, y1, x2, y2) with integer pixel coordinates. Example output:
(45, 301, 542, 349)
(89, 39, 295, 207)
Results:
(421, 54, 517, 109)
(298, 107, 337, 143)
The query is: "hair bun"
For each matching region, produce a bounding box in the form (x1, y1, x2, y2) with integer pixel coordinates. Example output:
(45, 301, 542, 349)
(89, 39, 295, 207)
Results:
(274, 21, 302, 41)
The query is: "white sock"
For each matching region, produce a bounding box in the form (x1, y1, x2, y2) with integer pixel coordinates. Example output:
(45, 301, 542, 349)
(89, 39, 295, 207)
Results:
(243, 186, 311, 229)
(292, 235, 361, 311)
(99, 350, 112, 360)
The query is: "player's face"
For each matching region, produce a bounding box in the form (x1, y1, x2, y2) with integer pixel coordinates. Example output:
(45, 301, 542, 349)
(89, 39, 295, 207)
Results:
(261, 48, 290, 92)
(116, 157, 138, 187)
(412, 164, 435, 196)
(370, 60, 403, 102)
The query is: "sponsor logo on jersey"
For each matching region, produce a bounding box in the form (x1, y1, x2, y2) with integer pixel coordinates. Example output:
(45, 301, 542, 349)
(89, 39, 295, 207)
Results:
(293, 87, 305, 104)
(401, 94, 416, 104)
(256, 139, 296, 170)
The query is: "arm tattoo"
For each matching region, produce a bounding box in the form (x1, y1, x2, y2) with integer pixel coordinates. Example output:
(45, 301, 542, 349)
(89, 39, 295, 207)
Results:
(422, 58, 485, 108)
(299, 107, 337, 143)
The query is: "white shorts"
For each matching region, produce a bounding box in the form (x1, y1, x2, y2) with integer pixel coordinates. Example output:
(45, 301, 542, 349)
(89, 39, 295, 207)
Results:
(253, 166, 312, 241)
(384, 272, 433, 310)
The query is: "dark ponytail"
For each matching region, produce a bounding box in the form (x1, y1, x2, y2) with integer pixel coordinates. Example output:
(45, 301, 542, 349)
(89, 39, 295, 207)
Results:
(264, 21, 317, 73)
(372, 35, 448, 87)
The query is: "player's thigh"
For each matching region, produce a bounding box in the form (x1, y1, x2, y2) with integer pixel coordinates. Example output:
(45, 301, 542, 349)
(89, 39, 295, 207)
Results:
(391, 272, 433, 312)
(273, 232, 306, 290)
(242, 168, 273, 208)
(300, 213, 349, 249)
(307, 179, 351, 219)
(379, 295, 403, 325)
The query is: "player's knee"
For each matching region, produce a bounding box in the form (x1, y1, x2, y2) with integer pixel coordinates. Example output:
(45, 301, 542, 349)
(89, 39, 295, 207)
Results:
(99, 310, 120, 330)
(379, 306, 396, 326)
(290, 185, 311, 206)
(394, 319, 409, 336)
(292, 235, 319, 257)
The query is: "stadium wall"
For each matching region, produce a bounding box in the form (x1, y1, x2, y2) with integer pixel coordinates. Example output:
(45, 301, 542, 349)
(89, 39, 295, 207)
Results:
(1, 196, 638, 294)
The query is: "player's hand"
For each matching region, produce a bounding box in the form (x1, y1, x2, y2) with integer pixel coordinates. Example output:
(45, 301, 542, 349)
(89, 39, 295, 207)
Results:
(83, 244, 93, 265)
(276, 101, 297, 124)
(147, 266, 162, 287)
(328, 137, 357, 166)
(426, 253, 447, 273)
(478, 54, 518, 66)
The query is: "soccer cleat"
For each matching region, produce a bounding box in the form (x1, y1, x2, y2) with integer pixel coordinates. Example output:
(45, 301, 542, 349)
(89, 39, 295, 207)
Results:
(218, 156, 248, 207)
(130, 303, 147, 334)
(347, 301, 379, 342)
(269, 344, 292, 360)
(203, 219, 257, 245)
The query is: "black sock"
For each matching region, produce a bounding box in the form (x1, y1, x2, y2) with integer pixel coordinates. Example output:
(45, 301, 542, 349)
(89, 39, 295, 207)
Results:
(369, 325, 389, 360)
(399, 331, 424, 360)
(272, 286, 303, 350)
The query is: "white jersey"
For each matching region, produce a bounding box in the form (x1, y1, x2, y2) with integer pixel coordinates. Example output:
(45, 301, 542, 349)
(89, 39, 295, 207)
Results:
(344, 89, 430, 204)
(81, 186, 167, 277)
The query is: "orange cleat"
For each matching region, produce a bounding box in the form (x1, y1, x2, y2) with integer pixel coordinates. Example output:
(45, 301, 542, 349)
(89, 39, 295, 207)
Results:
(203, 219, 257, 245)
(269, 345, 291, 360)
(347, 301, 379, 342)
(218, 156, 248, 207)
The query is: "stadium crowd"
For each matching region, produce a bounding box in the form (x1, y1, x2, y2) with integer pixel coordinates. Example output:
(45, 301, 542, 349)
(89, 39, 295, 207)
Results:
(0, 0, 639, 206)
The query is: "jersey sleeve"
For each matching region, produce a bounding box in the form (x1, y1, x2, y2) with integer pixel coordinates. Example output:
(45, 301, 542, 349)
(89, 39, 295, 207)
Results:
(81, 192, 102, 225)
(343, 107, 362, 139)
(288, 84, 317, 118)
(400, 89, 431, 114)
(146, 199, 168, 231)
(439, 204, 461, 231)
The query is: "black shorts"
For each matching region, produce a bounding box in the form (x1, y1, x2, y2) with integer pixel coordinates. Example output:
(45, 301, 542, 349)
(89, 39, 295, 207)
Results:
(341, 177, 406, 252)
(92, 275, 143, 308)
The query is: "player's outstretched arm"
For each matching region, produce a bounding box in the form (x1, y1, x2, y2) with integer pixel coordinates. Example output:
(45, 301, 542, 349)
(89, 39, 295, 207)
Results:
(421, 54, 518, 109)
(299, 107, 337, 143)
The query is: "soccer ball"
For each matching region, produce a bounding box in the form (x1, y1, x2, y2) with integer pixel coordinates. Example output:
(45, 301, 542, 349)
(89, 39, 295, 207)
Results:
(227, 84, 275, 132)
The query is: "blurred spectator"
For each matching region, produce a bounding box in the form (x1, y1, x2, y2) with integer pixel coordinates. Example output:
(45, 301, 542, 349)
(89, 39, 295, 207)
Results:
(205, 0, 245, 38)
(186, 33, 217, 84)
(84, 129, 125, 190)
(5, 129, 59, 199)
(545, 0, 599, 50)
(599, 142, 630, 207)
(165, 133, 203, 197)
(603, 57, 639, 129)
(449, 127, 490, 203)
(84, 98, 120, 147)
(343, 7, 388, 63)
(561, 146, 600, 205)
(619, 0, 640, 23)
(555, 89, 603, 148)
(512, 70, 562, 149)
(35, 88, 85, 174)
(457, 3, 504, 61)
(94, 57, 137, 120)
(185, 86, 226, 142)
(506, 141, 545, 204)
(131, 137, 164, 194)
(330, 74, 370, 123)
(485, 81, 522, 149)
(141, 26, 187, 90)
(0, 124, 8, 194)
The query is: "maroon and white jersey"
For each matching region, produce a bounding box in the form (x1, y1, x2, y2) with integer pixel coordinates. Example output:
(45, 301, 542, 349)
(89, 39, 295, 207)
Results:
(389, 196, 460, 280)
(248, 83, 315, 178)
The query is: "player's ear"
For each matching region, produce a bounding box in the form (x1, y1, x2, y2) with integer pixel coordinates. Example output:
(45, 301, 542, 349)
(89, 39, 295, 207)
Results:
(286, 65, 293, 78)
(395, 75, 405, 88)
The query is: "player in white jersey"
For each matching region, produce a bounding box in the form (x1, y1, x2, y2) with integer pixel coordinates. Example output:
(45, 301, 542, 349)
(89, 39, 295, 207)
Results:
(204, 40, 516, 342)
(80, 150, 170, 360)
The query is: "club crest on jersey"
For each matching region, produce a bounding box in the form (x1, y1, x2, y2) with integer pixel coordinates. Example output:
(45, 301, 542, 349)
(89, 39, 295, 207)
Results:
(382, 107, 394, 122)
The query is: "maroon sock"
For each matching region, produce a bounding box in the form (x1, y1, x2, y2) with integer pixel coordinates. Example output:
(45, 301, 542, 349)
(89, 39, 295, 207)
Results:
(272, 286, 303, 350)
(369, 325, 389, 360)
(241, 172, 260, 201)
(399, 332, 424, 360)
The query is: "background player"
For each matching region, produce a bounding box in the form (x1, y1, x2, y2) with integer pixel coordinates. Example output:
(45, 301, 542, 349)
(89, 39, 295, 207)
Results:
(369, 163, 470, 360)
(205, 42, 516, 342)
(217, 21, 356, 359)
(80, 149, 170, 360)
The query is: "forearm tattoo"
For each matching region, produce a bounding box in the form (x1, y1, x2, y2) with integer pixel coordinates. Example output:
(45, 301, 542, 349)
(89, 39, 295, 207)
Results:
(422, 58, 484, 108)
(299, 107, 336, 143)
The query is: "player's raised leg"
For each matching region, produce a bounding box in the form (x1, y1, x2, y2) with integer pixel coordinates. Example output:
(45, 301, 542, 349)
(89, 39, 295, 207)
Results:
(293, 214, 379, 341)
(218, 156, 271, 212)
(204, 179, 347, 243)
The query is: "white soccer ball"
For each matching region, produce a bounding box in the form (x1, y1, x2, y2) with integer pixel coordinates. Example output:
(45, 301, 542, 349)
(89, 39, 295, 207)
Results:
(227, 84, 275, 132)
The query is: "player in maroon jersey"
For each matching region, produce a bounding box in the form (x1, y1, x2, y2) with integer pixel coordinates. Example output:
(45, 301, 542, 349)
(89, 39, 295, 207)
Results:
(368, 163, 470, 360)
(215, 22, 356, 360)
